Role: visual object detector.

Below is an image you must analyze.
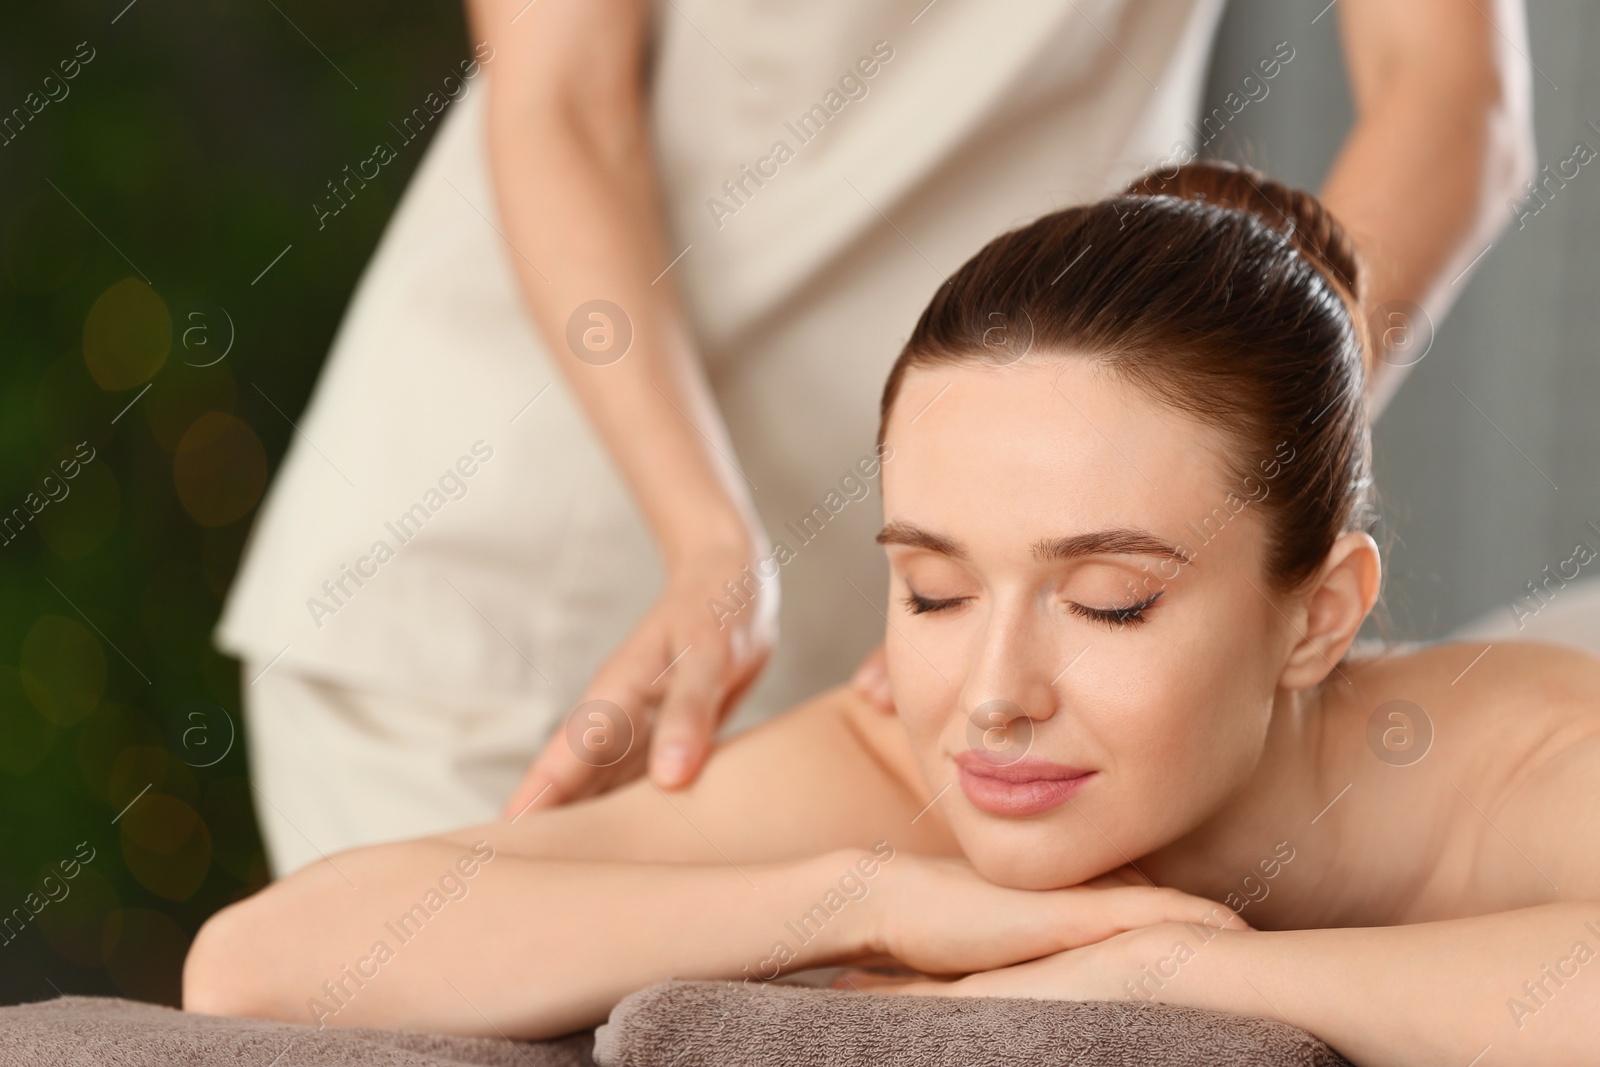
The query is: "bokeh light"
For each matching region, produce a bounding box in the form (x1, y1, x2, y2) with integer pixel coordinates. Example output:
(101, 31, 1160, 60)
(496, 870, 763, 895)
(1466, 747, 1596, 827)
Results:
(20, 615, 106, 728)
(145, 362, 238, 453)
(0, 666, 56, 776)
(120, 795, 212, 902)
(82, 278, 170, 391)
(172, 412, 268, 527)
(1, 0, 471, 1008)
(36, 867, 121, 968)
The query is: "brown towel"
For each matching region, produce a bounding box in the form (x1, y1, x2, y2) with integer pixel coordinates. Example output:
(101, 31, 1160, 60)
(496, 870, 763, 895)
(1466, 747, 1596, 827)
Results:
(0, 985, 1352, 1066)
(593, 979, 1355, 1067)
(0, 995, 595, 1067)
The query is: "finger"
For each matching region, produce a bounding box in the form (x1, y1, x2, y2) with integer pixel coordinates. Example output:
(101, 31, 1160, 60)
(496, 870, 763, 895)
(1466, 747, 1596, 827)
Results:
(499, 733, 588, 820)
(1094, 886, 1252, 934)
(715, 643, 769, 724)
(500, 658, 654, 820)
(850, 643, 893, 711)
(649, 638, 727, 789)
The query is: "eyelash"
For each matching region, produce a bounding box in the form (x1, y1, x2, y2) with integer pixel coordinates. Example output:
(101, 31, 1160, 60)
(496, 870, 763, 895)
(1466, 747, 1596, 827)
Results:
(1068, 590, 1162, 628)
(902, 591, 970, 615)
(901, 588, 1163, 627)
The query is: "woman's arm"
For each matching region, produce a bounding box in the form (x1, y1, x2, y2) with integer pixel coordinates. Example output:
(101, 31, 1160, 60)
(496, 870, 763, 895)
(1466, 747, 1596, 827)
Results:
(183, 840, 1252, 1039)
(183, 689, 1250, 1037)
(897, 902, 1600, 1067)
(857, 682, 1600, 1066)
(1322, 0, 1536, 416)
(185, 840, 876, 1038)
(462, 0, 775, 810)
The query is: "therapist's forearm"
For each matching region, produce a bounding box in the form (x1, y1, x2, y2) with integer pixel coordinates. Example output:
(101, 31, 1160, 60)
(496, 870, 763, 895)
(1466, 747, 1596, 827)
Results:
(1321, 0, 1536, 418)
(474, 11, 758, 563)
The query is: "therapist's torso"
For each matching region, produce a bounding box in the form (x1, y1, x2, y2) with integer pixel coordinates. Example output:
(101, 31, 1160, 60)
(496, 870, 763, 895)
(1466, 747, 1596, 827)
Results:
(216, 0, 1225, 724)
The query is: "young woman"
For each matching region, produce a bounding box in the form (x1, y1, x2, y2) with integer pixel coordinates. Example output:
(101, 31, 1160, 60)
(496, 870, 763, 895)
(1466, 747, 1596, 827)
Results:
(184, 162, 1600, 1066)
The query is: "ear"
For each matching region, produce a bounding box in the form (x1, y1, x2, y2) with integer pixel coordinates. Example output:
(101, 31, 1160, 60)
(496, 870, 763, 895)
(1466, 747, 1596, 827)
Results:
(1278, 531, 1381, 690)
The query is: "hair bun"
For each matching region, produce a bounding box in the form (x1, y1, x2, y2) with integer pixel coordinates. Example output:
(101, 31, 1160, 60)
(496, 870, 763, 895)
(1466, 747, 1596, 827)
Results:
(1124, 160, 1364, 311)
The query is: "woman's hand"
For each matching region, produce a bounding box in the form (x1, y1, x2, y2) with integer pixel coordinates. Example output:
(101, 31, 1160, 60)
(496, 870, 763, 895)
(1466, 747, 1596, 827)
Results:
(835, 920, 1245, 1005)
(853, 854, 1248, 979)
(500, 541, 778, 817)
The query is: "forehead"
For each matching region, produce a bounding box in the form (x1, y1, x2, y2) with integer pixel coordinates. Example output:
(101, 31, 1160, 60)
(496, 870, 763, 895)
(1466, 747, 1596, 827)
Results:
(882, 359, 1238, 539)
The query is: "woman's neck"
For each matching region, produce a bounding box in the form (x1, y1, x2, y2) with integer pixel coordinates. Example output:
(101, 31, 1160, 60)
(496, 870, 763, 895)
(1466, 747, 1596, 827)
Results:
(1132, 683, 1341, 925)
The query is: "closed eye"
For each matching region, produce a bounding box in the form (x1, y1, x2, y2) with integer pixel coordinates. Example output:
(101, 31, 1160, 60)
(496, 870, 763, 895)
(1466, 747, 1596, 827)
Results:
(902, 589, 971, 615)
(1068, 590, 1161, 628)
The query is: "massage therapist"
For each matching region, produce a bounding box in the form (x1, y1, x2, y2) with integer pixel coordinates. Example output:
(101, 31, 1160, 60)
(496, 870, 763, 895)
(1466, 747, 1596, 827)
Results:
(214, 0, 1534, 876)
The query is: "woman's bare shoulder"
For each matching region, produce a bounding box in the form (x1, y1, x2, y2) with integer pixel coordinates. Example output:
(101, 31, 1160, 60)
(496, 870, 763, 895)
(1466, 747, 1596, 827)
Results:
(1344, 638, 1600, 735)
(1335, 639, 1600, 906)
(432, 685, 961, 866)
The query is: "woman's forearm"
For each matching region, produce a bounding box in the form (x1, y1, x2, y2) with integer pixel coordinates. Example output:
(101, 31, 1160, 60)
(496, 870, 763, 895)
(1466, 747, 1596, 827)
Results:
(1158, 902, 1600, 1066)
(469, 0, 758, 561)
(184, 839, 880, 1038)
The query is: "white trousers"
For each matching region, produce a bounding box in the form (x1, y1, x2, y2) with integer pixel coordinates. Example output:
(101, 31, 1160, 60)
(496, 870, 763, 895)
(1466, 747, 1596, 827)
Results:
(243, 663, 538, 877)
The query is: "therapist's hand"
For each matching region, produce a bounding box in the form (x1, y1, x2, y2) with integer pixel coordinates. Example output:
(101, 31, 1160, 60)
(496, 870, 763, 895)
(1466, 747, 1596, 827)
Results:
(501, 542, 777, 817)
(471, 0, 781, 817)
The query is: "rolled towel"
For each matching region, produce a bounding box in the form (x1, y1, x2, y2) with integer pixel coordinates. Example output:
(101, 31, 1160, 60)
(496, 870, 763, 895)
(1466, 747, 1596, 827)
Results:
(0, 995, 597, 1067)
(593, 979, 1354, 1067)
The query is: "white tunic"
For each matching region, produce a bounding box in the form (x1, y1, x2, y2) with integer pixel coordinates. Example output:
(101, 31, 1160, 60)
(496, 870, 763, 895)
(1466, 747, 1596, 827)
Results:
(216, 0, 1225, 731)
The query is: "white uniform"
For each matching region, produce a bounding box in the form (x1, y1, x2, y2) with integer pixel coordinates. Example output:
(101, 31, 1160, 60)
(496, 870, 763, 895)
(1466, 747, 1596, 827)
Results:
(217, 0, 1228, 875)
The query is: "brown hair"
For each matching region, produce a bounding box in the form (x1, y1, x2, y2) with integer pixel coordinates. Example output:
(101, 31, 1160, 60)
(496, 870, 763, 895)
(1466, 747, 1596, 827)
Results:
(878, 160, 1376, 593)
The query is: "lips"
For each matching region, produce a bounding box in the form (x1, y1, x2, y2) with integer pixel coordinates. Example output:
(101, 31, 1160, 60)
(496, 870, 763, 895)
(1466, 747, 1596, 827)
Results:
(954, 751, 1095, 817)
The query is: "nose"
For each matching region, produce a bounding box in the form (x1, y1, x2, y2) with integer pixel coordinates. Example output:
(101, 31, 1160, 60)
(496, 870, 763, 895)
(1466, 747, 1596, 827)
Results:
(959, 592, 1064, 760)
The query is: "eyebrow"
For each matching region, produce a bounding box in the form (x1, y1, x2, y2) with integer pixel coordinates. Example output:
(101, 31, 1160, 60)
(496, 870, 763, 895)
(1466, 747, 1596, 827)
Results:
(876, 520, 1192, 565)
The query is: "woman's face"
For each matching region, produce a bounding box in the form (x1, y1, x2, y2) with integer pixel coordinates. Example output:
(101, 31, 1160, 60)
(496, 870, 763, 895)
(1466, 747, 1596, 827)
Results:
(879, 358, 1296, 889)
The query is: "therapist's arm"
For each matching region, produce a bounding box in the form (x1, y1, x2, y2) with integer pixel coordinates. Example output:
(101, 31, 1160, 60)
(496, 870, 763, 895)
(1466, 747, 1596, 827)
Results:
(1322, 0, 1536, 416)
(462, 0, 777, 810)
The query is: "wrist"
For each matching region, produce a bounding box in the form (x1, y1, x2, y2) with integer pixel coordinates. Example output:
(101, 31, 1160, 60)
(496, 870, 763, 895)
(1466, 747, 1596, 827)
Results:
(793, 847, 893, 966)
(1118, 920, 1254, 1012)
(658, 513, 765, 572)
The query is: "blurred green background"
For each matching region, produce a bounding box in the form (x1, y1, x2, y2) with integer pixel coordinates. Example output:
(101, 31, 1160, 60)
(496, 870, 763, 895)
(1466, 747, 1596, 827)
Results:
(0, 0, 466, 1006)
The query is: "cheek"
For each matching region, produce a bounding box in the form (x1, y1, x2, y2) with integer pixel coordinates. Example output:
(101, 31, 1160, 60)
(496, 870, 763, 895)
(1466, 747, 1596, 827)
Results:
(1076, 603, 1280, 839)
(886, 634, 952, 753)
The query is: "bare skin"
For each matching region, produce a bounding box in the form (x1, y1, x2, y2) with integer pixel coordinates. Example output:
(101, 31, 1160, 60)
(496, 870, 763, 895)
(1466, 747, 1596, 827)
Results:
(185, 361, 1600, 1066)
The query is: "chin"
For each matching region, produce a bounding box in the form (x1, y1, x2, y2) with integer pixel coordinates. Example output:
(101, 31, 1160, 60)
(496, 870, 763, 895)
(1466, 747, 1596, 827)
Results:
(956, 819, 1124, 890)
